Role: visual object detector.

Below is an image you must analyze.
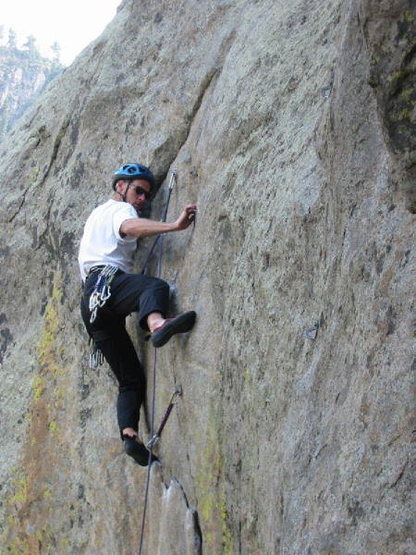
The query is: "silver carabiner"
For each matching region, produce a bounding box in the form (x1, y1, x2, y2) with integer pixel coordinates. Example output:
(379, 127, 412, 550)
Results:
(90, 307, 98, 324)
(101, 284, 111, 302)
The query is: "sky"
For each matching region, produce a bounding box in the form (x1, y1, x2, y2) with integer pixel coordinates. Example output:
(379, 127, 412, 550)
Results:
(0, 0, 121, 65)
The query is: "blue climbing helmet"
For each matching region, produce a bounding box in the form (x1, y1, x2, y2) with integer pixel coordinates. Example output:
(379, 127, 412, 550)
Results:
(112, 163, 155, 190)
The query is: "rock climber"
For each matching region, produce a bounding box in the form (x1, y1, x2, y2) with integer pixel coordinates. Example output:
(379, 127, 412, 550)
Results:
(78, 163, 197, 466)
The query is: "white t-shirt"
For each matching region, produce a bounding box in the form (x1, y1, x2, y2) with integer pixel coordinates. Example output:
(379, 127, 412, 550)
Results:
(78, 199, 139, 280)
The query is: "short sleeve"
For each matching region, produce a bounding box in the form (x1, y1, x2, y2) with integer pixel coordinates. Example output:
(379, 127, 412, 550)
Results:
(112, 203, 138, 240)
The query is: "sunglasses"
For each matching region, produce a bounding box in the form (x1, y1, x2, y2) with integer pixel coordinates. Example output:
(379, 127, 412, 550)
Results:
(129, 184, 151, 200)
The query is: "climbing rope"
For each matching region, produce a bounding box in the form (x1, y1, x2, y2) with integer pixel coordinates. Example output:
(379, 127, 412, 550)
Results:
(138, 170, 180, 555)
(138, 349, 158, 555)
(141, 170, 176, 275)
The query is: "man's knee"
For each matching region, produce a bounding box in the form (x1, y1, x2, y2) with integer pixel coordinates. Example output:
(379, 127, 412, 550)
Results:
(151, 277, 169, 292)
(144, 277, 170, 305)
(91, 328, 114, 342)
(119, 377, 145, 393)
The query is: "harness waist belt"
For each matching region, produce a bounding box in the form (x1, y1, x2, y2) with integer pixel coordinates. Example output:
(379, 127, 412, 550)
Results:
(88, 265, 107, 276)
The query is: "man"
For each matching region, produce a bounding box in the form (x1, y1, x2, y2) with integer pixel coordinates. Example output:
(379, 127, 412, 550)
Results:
(78, 163, 197, 466)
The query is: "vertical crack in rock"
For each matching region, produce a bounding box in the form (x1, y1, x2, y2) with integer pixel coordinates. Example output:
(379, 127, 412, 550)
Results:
(360, 0, 416, 212)
(40, 116, 71, 185)
(151, 67, 221, 186)
(183, 68, 220, 148)
(151, 30, 235, 180)
(7, 191, 28, 223)
(147, 463, 202, 554)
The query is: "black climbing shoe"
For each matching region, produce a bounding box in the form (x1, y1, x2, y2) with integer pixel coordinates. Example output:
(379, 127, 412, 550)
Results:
(123, 436, 157, 466)
(151, 311, 196, 348)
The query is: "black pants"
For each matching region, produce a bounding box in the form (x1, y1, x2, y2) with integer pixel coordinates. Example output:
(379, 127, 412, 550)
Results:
(80, 271, 170, 436)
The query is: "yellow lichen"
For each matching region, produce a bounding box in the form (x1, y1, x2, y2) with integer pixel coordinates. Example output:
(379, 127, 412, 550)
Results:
(9, 476, 28, 506)
(48, 420, 59, 434)
(218, 493, 234, 555)
(4, 536, 31, 554)
(38, 273, 63, 373)
(32, 375, 45, 401)
(401, 87, 414, 101)
(3, 272, 68, 554)
(194, 413, 234, 552)
(35, 524, 54, 549)
(42, 487, 52, 499)
(397, 108, 412, 121)
(388, 71, 405, 83)
(54, 386, 65, 401)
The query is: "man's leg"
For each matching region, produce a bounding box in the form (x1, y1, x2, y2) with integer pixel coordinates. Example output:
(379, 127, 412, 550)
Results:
(81, 276, 147, 424)
(81, 291, 146, 436)
(108, 273, 196, 346)
(95, 324, 152, 466)
(93, 322, 146, 436)
(108, 273, 170, 330)
(80, 270, 195, 463)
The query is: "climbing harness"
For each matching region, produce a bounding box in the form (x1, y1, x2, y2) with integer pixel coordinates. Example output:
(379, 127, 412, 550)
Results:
(88, 265, 119, 323)
(138, 169, 181, 555)
(147, 384, 183, 449)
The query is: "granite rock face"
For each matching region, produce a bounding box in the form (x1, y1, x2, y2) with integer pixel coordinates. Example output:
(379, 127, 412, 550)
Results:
(0, 0, 414, 553)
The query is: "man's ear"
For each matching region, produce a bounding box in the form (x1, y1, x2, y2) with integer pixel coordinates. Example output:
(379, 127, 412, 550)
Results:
(116, 180, 128, 195)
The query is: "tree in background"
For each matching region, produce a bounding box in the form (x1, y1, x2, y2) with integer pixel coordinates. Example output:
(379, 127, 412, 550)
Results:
(51, 41, 61, 61)
(0, 27, 64, 142)
(7, 29, 17, 49)
(23, 35, 37, 55)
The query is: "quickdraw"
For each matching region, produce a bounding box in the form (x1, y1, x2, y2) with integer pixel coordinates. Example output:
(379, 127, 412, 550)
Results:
(146, 384, 183, 449)
(88, 265, 119, 323)
(89, 343, 104, 369)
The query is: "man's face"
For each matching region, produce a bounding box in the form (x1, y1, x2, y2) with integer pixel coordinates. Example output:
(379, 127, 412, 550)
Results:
(120, 179, 152, 212)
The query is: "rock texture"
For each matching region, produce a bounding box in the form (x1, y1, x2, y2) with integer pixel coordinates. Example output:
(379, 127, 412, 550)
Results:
(0, 0, 414, 553)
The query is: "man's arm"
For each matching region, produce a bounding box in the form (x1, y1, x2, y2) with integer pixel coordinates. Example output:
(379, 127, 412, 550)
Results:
(120, 204, 197, 238)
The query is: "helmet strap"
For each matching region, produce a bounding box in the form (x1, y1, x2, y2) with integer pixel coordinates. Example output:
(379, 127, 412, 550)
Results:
(115, 181, 129, 202)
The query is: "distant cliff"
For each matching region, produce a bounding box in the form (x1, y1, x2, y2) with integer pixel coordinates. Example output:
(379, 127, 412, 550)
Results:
(0, 32, 63, 142)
